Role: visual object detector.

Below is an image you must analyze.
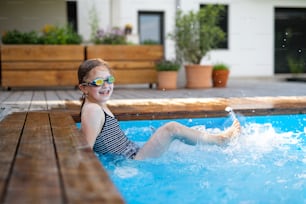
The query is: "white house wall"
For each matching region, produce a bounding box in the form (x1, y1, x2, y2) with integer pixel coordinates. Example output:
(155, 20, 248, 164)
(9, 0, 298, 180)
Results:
(78, 0, 111, 43)
(77, 0, 306, 78)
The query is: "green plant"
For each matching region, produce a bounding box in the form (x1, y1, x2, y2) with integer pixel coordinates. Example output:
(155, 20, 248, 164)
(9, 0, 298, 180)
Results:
(1, 25, 82, 44)
(213, 63, 229, 71)
(156, 60, 181, 71)
(2, 30, 40, 44)
(141, 39, 159, 45)
(40, 24, 82, 44)
(170, 5, 225, 64)
(287, 56, 305, 74)
(93, 27, 127, 45)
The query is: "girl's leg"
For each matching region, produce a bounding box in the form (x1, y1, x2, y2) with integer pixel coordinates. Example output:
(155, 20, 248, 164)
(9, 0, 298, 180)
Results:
(134, 119, 240, 160)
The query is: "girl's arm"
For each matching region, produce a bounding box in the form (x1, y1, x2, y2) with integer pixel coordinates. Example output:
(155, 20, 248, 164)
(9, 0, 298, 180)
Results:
(81, 103, 105, 148)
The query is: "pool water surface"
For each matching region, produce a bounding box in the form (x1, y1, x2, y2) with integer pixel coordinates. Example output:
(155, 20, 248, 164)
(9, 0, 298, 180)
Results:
(97, 114, 306, 204)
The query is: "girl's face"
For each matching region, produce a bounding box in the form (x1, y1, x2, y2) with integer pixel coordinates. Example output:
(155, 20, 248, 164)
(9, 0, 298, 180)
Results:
(81, 66, 114, 104)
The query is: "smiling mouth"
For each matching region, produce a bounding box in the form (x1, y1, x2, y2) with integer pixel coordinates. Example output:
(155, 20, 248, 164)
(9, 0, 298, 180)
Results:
(99, 88, 111, 95)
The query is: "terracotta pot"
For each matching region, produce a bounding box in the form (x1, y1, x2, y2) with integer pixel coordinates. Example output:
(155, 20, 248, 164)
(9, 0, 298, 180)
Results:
(185, 64, 213, 88)
(212, 69, 230, 87)
(157, 71, 178, 90)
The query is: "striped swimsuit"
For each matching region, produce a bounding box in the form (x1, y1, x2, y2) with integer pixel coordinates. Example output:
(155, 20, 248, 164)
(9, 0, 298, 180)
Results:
(93, 111, 140, 159)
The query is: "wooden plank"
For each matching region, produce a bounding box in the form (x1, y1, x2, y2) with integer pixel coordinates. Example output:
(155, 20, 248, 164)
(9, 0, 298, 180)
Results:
(1, 91, 33, 113)
(107, 61, 157, 70)
(2, 70, 78, 87)
(2, 61, 82, 70)
(1, 45, 85, 61)
(0, 113, 27, 203)
(29, 91, 47, 111)
(45, 91, 66, 110)
(0, 91, 11, 103)
(4, 112, 62, 204)
(86, 45, 163, 60)
(49, 112, 124, 203)
(113, 69, 157, 84)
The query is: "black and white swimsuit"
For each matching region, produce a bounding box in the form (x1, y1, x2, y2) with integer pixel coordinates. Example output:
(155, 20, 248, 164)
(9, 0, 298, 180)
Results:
(93, 111, 140, 159)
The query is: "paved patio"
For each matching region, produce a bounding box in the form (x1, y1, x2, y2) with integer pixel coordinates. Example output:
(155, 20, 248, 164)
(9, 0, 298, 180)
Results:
(0, 77, 306, 121)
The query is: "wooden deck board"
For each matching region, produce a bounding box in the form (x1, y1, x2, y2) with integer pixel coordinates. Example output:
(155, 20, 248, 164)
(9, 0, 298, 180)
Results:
(0, 91, 12, 103)
(4, 112, 61, 204)
(0, 113, 26, 203)
(0, 111, 124, 204)
(49, 112, 124, 203)
(28, 91, 47, 111)
(45, 90, 66, 110)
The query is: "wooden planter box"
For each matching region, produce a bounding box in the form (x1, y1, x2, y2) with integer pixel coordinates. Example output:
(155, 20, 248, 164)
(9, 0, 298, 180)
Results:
(86, 45, 163, 87)
(1, 45, 85, 89)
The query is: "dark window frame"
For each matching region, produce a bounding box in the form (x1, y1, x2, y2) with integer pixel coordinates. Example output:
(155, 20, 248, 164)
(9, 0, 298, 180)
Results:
(138, 11, 164, 45)
(67, 1, 78, 32)
(274, 7, 306, 74)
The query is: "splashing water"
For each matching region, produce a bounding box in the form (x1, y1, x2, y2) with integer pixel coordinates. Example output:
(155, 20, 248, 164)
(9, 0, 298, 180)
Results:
(99, 114, 306, 204)
(225, 106, 237, 121)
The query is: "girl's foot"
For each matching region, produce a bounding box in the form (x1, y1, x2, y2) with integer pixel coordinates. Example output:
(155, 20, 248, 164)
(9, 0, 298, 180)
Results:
(218, 119, 241, 143)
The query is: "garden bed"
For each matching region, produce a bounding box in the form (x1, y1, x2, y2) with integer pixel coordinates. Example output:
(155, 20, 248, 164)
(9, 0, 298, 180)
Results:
(1, 45, 85, 89)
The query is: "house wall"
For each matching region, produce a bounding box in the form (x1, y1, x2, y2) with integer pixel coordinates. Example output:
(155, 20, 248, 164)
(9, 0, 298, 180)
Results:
(78, 0, 110, 43)
(197, 0, 306, 77)
(0, 0, 66, 35)
(77, 0, 306, 81)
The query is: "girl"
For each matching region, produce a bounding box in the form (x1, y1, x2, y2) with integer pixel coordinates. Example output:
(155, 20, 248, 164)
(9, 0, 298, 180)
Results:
(78, 58, 241, 160)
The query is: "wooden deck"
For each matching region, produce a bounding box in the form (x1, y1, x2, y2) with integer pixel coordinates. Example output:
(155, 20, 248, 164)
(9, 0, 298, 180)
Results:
(0, 111, 124, 204)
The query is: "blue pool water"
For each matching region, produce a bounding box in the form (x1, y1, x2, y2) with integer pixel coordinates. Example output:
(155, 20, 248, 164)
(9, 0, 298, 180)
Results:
(86, 114, 306, 204)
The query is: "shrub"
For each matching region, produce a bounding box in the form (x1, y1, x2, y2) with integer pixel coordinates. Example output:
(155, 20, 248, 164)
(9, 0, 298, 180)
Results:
(2, 30, 40, 44)
(40, 24, 82, 44)
(141, 39, 159, 45)
(169, 5, 226, 64)
(1, 24, 82, 44)
(213, 63, 229, 71)
(156, 60, 181, 71)
(93, 27, 127, 45)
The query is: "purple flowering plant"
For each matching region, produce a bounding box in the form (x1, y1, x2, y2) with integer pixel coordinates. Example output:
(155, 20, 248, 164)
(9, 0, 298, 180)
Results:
(93, 27, 127, 44)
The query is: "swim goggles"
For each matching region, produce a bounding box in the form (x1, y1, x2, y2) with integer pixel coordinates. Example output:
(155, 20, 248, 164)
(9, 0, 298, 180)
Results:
(82, 76, 115, 87)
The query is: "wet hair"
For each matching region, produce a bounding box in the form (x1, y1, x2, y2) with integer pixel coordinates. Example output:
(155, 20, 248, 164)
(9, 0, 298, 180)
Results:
(78, 58, 112, 118)
(78, 58, 111, 84)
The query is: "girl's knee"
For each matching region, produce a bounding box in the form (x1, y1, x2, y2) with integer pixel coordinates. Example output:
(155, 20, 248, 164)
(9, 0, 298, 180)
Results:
(162, 121, 181, 135)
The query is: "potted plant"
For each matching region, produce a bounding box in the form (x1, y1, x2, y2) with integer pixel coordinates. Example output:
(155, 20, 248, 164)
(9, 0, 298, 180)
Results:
(212, 63, 230, 87)
(155, 59, 181, 90)
(170, 5, 225, 88)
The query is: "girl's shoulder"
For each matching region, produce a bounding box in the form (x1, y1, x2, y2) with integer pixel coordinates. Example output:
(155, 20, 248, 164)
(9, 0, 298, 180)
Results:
(82, 103, 104, 116)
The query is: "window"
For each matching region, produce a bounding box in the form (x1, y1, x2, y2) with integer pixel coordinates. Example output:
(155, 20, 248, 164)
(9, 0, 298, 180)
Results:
(200, 4, 229, 49)
(275, 8, 306, 73)
(66, 1, 78, 32)
(138, 12, 164, 44)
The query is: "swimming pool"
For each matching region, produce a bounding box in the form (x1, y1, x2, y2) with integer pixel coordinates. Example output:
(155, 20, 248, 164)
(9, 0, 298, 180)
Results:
(97, 114, 306, 204)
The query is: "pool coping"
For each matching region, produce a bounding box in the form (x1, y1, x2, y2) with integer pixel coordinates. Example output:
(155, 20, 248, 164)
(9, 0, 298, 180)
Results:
(71, 96, 306, 121)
